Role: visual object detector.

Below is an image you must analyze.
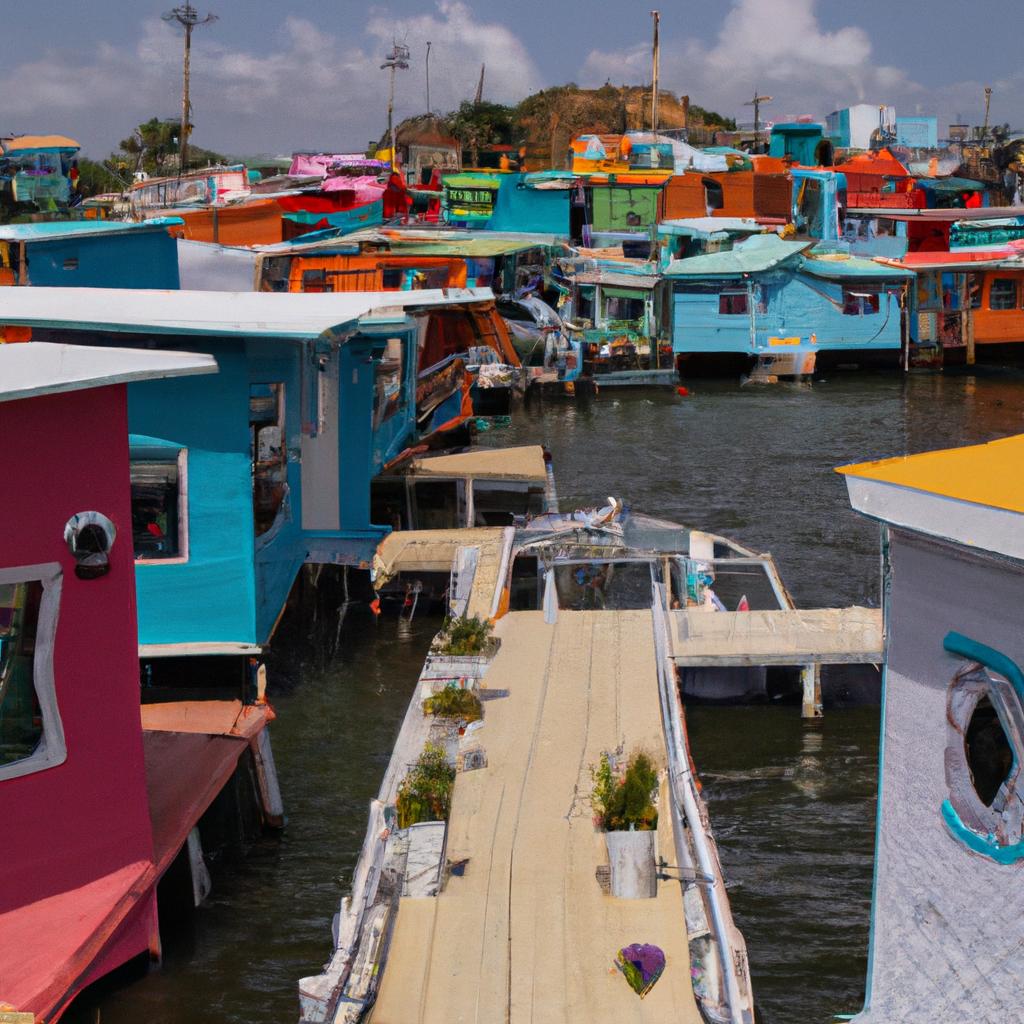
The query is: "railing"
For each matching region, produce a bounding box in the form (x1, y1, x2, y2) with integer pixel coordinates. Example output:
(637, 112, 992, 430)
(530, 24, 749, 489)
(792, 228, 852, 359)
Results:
(651, 582, 751, 1024)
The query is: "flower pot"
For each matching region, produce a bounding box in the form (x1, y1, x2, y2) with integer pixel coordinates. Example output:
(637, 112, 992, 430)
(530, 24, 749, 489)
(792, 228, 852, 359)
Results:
(605, 828, 657, 899)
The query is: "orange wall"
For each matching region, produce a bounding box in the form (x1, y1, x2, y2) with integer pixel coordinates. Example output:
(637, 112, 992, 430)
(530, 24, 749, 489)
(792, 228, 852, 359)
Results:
(973, 270, 1024, 345)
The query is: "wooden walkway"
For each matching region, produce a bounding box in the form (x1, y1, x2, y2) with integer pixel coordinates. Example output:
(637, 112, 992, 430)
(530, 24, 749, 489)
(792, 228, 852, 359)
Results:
(370, 610, 702, 1024)
(670, 607, 884, 667)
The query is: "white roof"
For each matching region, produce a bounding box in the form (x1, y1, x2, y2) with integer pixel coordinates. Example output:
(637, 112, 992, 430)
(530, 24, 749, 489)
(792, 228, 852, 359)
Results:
(0, 342, 218, 403)
(0, 286, 496, 339)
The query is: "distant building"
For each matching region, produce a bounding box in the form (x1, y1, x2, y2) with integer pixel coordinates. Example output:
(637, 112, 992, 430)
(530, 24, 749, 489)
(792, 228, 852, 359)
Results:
(826, 104, 896, 151)
(895, 116, 939, 150)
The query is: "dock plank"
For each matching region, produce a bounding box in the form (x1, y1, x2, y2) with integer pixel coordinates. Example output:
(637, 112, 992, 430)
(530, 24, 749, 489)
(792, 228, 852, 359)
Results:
(671, 606, 883, 666)
(371, 610, 701, 1024)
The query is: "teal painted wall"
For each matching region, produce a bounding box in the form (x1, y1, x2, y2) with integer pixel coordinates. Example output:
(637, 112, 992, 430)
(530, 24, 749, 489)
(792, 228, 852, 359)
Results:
(26, 231, 179, 289)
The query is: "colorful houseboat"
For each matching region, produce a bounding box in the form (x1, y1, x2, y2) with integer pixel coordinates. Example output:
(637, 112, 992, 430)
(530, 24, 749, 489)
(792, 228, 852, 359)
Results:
(0, 341, 277, 1021)
(0, 220, 181, 288)
(838, 434, 1024, 1023)
(666, 234, 913, 373)
(0, 288, 503, 651)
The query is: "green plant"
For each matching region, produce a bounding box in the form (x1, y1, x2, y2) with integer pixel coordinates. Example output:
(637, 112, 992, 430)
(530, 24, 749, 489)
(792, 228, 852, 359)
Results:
(436, 615, 493, 656)
(396, 743, 456, 829)
(423, 686, 482, 722)
(592, 751, 659, 831)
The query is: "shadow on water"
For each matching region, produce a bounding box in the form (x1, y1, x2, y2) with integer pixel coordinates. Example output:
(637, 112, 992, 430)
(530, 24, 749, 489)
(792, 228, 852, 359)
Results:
(82, 368, 1023, 1024)
(72, 607, 442, 1024)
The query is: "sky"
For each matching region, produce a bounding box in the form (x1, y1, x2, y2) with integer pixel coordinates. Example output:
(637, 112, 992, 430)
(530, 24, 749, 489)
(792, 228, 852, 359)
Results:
(3, 0, 1023, 158)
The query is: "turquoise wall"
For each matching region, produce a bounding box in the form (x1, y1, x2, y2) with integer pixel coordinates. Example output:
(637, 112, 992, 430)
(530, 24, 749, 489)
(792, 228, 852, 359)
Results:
(25, 230, 179, 289)
(672, 271, 904, 354)
(128, 344, 257, 647)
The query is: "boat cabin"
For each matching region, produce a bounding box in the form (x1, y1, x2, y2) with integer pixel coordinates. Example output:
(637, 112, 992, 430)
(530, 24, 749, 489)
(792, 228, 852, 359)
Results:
(0, 219, 181, 288)
(666, 234, 913, 371)
(0, 288, 500, 651)
(0, 342, 215, 1020)
(0, 134, 80, 212)
(839, 435, 1024, 1023)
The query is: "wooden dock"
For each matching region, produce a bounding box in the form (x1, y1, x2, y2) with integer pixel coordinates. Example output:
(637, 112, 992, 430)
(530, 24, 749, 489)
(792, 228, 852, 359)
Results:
(372, 609, 705, 1024)
(671, 606, 883, 718)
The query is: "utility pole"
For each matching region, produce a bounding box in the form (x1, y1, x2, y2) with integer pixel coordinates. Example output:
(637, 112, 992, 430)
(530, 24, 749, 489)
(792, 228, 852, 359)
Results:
(650, 11, 660, 132)
(163, 3, 217, 175)
(744, 89, 773, 151)
(425, 41, 432, 114)
(474, 64, 486, 105)
(381, 42, 411, 168)
(982, 86, 993, 142)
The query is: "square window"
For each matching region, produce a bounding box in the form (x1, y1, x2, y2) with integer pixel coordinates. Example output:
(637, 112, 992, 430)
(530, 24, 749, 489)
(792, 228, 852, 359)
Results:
(0, 565, 65, 782)
(719, 292, 749, 315)
(990, 278, 1018, 311)
(843, 290, 880, 315)
(131, 453, 187, 560)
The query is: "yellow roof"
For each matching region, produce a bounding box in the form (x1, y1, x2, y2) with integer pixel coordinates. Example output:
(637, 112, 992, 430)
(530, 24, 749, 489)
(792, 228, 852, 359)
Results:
(836, 434, 1024, 514)
(1, 134, 80, 154)
(409, 445, 547, 481)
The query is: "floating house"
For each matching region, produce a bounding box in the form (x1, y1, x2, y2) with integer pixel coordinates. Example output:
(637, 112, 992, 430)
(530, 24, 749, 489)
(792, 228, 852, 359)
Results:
(769, 122, 830, 166)
(826, 104, 897, 152)
(661, 163, 792, 224)
(0, 341, 254, 1020)
(791, 168, 847, 241)
(441, 172, 574, 236)
(665, 234, 913, 372)
(0, 134, 80, 210)
(838, 434, 1024, 1023)
(0, 288, 501, 652)
(0, 220, 181, 288)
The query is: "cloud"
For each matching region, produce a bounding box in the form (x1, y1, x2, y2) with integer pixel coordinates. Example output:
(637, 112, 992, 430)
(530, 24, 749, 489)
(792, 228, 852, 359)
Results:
(2, 4, 540, 157)
(579, 0, 921, 123)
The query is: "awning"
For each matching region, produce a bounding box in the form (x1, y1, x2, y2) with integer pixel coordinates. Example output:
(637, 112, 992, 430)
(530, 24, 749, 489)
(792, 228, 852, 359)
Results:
(408, 445, 547, 482)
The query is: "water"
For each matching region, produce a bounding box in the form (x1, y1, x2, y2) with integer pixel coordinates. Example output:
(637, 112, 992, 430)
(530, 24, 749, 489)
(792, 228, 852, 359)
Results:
(84, 368, 1024, 1024)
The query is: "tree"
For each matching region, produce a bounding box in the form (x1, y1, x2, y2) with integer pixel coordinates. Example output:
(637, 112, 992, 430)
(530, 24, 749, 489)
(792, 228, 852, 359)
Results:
(75, 158, 128, 198)
(444, 100, 515, 167)
(115, 117, 228, 177)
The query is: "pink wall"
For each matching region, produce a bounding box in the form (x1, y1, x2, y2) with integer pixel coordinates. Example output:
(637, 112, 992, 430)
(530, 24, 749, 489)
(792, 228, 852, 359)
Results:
(0, 384, 154, 911)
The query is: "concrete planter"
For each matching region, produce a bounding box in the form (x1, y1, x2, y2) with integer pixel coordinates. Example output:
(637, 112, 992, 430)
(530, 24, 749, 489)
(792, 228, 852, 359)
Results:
(605, 829, 657, 899)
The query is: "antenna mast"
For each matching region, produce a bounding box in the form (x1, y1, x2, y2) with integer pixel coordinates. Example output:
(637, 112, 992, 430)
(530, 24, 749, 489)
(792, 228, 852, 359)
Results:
(381, 42, 411, 169)
(163, 2, 217, 174)
(744, 90, 773, 151)
(650, 11, 660, 132)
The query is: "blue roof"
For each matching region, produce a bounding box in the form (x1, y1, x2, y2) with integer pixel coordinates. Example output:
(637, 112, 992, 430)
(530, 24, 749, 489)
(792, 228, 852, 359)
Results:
(800, 255, 914, 280)
(665, 233, 812, 277)
(0, 218, 183, 242)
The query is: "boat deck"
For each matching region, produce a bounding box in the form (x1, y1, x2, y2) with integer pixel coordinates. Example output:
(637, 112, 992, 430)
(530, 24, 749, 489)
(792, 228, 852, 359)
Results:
(671, 606, 884, 666)
(370, 608, 702, 1024)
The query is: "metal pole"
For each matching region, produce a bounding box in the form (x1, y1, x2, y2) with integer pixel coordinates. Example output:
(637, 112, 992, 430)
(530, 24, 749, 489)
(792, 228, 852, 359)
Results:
(426, 40, 432, 114)
(650, 11, 660, 132)
(180, 20, 192, 172)
(388, 63, 396, 164)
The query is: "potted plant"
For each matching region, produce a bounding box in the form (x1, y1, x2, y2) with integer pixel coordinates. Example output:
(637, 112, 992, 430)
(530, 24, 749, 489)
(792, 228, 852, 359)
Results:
(395, 742, 456, 830)
(591, 750, 659, 898)
(422, 686, 483, 729)
(424, 615, 499, 687)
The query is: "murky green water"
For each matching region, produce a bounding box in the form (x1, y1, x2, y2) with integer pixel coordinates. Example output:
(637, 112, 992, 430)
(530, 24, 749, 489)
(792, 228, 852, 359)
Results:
(84, 368, 1024, 1024)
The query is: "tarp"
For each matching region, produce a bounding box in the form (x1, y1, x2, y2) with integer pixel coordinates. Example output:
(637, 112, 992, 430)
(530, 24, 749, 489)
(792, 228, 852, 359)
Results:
(289, 153, 385, 177)
(800, 254, 914, 280)
(320, 175, 386, 203)
(665, 233, 812, 277)
(177, 238, 261, 291)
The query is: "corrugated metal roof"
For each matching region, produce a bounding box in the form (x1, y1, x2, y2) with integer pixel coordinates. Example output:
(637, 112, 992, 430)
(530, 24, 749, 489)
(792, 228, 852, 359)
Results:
(0, 218, 182, 242)
(664, 234, 812, 277)
(0, 287, 496, 338)
(574, 270, 660, 289)
(0, 342, 217, 403)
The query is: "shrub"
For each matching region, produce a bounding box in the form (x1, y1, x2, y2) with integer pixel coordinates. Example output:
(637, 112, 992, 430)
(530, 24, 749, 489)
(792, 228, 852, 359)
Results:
(591, 750, 658, 831)
(436, 615, 493, 656)
(423, 686, 483, 722)
(396, 743, 456, 829)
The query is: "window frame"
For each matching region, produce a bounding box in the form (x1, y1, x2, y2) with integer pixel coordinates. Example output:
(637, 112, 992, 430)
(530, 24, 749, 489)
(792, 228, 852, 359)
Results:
(988, 277, 1019, 311)
(718, 290, 749, 316)
(0, 563, 65, 783)
(132, 448, 190, 565)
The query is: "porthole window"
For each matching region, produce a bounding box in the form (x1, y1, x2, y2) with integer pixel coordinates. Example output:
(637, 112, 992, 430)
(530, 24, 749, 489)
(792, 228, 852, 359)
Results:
(942, 631, 1024, 862)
